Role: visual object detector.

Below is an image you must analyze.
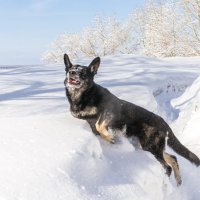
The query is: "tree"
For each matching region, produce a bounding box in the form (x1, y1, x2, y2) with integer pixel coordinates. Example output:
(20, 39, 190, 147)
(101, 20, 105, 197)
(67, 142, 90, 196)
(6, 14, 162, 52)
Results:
(129, 0, 186, 57)
(42, 16, 134, 63)
(181, 0, 200, 55)
(42, 0, 200, 63)
(42, 33, 81, 63)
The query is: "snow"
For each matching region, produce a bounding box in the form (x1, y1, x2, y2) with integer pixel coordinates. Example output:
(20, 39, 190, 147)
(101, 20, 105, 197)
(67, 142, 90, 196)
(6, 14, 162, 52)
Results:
(0, 55, 200, 200)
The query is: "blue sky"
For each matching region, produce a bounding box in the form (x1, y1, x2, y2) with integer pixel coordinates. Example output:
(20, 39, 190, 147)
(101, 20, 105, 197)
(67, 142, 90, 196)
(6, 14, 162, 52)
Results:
(0, 0, 144, 65)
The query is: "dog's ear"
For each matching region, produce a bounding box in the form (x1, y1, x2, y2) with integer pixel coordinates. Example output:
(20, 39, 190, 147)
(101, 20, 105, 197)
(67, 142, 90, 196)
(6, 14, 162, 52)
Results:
(64, 54, 72, 73)
(88, 57, 100, 75)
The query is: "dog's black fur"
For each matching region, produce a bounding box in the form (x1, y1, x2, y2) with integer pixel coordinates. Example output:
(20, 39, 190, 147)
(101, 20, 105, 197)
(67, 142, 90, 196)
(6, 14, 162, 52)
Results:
(63, 54, 200, 185)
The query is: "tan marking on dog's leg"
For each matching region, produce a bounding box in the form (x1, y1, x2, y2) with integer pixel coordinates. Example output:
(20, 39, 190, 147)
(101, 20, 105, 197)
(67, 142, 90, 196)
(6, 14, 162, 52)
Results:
(95, 118, 114, 143)
(163, 152, 182, 185)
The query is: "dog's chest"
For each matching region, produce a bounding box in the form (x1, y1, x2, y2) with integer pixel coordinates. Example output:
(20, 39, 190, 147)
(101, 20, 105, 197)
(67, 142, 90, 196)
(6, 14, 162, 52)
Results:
(70, 104, 98, 118)
(66, 87, 98, 118)
(67, 87, 83, 102)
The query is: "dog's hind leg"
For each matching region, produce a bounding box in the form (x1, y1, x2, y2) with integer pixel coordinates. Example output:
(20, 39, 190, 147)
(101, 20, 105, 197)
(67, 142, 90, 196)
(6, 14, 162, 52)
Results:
(153, 152, 172, 177)
(142, 145, 173, 177)
(140, 127, 173, 177)
(163, 152, 182, 186)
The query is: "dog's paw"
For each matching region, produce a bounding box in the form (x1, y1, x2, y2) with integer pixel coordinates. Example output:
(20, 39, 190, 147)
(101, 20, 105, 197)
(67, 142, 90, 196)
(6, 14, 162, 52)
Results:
(110, 137, 115, 144)
(176, 178, 182, 186)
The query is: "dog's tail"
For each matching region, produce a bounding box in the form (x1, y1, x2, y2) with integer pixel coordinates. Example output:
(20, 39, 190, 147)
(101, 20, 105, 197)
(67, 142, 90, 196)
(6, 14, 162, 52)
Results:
(167, 128, 200, 166)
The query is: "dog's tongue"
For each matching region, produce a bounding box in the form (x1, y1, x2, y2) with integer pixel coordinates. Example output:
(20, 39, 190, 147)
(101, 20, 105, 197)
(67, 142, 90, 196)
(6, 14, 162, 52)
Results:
(69, 78, 79, 84)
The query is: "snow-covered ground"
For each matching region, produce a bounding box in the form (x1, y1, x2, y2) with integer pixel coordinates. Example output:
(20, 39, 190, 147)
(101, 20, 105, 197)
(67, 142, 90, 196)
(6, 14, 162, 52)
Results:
(0, 55, 200, 200)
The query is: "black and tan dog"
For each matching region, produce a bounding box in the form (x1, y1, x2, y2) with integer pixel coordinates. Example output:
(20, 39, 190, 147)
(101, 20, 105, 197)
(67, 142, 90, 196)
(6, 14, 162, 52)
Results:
(63, 54, 200, 185)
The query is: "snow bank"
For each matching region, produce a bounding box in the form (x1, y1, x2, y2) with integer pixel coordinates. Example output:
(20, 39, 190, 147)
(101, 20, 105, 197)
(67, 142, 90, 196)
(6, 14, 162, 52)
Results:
(172, 75, 200, 150)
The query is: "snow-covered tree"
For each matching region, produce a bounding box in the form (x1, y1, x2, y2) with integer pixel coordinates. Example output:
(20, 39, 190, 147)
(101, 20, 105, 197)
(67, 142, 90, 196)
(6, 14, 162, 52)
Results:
(42, 16, 134, 63)
(42, 0, 200, 63)
(181, 0, 200, 55)
(42, 34, 81, 63)
(129, 0, 187, 57)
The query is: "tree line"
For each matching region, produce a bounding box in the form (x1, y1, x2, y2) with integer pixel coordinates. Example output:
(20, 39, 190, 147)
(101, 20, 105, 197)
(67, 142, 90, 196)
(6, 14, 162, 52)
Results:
(42, 0, 200, 63)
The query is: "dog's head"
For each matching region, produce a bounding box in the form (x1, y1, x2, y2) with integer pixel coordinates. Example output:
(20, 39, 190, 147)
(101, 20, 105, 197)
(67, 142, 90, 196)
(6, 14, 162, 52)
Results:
(64, 54, 100, 90)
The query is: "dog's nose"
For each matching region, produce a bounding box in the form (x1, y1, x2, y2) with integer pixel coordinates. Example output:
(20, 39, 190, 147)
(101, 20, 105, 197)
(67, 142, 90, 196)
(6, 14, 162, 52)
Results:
(69, 71, 76, 75)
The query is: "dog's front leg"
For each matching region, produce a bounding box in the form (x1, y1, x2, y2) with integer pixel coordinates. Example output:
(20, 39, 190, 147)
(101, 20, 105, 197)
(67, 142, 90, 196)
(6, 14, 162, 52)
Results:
(87, 119, 100, 136)
(95, 117, 115, 144)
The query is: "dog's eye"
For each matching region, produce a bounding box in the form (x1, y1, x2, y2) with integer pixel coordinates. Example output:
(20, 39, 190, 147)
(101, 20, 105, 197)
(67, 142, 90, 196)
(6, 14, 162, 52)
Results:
(79, 71, 86, 78)
(69, 71, 76, 75)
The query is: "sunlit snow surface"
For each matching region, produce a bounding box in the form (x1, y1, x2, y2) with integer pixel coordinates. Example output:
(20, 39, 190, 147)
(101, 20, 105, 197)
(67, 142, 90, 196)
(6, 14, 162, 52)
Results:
(0, 55, 200, 200)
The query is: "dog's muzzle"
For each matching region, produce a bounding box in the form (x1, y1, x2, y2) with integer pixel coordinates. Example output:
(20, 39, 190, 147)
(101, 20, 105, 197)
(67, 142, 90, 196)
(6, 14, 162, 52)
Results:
(68, 77, 80, 85)
(64, 75, 82, 88)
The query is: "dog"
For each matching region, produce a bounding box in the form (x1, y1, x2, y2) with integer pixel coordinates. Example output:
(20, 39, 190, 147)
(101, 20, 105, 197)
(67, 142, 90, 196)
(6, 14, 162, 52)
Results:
(63, 54, 200, 185)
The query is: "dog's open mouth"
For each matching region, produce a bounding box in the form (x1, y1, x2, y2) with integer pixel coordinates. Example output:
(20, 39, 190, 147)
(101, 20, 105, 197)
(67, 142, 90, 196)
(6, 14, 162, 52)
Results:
(68, 78, 80, 85)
